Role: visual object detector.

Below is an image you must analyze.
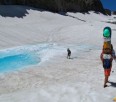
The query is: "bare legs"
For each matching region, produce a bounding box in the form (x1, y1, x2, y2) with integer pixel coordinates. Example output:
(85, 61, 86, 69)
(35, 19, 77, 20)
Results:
(104, 75, 109, 88)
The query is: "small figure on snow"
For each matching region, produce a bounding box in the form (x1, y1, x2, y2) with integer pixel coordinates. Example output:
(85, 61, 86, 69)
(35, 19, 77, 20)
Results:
(67, 48, 71, 59)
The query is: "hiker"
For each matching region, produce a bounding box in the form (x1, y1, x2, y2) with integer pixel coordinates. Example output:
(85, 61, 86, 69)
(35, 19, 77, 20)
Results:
(101, 27, 116, 88)
(67, 48, 71, 59)
(100, 43, 113, 88)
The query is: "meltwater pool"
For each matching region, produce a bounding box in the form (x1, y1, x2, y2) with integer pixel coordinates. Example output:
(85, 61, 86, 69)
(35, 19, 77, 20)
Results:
(0, 44, 50, 73)
(0, 43, 63, 73)
(0, 53, 39, 72)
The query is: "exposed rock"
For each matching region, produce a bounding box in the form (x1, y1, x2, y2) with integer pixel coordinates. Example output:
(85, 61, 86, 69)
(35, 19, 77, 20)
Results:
(0, 0, 105, 14)
(105, 9, 111, 16)
(112, 11, 116, 15)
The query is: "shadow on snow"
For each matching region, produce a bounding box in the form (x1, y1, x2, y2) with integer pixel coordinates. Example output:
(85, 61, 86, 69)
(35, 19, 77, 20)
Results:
(0, 5, 44, 18)
(109, 81, 116, 88)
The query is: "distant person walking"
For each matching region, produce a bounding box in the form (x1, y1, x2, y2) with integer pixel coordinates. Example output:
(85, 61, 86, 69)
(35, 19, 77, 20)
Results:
(100, 27, 116, 88)
(67, 48, 71, 59)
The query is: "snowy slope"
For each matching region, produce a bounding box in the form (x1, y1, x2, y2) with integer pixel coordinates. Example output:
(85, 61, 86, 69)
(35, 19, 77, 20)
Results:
(0, 6, 116, 102)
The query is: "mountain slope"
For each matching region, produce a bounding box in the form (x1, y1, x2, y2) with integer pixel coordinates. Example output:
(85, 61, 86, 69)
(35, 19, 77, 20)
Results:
(0, 6, 116, 102)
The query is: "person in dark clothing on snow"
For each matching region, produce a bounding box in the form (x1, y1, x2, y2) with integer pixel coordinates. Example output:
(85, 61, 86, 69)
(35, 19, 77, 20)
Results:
(67, 48, 71, 59)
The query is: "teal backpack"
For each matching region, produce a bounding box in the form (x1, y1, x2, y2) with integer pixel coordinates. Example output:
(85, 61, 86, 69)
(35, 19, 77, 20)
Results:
(103, 27, 111, 38)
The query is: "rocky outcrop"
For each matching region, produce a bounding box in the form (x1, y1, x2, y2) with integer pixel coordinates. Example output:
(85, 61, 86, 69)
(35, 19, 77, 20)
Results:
(112, 11, 116, 15)
(105, 9, 111, 15)
(0, 0, 105, 14)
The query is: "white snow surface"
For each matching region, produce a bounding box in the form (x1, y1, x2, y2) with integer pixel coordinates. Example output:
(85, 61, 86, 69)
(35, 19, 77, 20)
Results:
(0, 5, 116, 102)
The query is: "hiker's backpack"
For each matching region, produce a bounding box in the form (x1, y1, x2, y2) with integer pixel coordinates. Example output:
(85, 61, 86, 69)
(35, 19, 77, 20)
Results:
(103, 54, 112, 69)
(103, 42, 113, 54)
(103, 27, 111, 38)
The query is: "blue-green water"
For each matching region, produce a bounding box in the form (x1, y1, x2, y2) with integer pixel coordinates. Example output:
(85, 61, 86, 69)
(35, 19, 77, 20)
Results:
(0, 52, 40, 73)
(0, 44, 53, 73)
